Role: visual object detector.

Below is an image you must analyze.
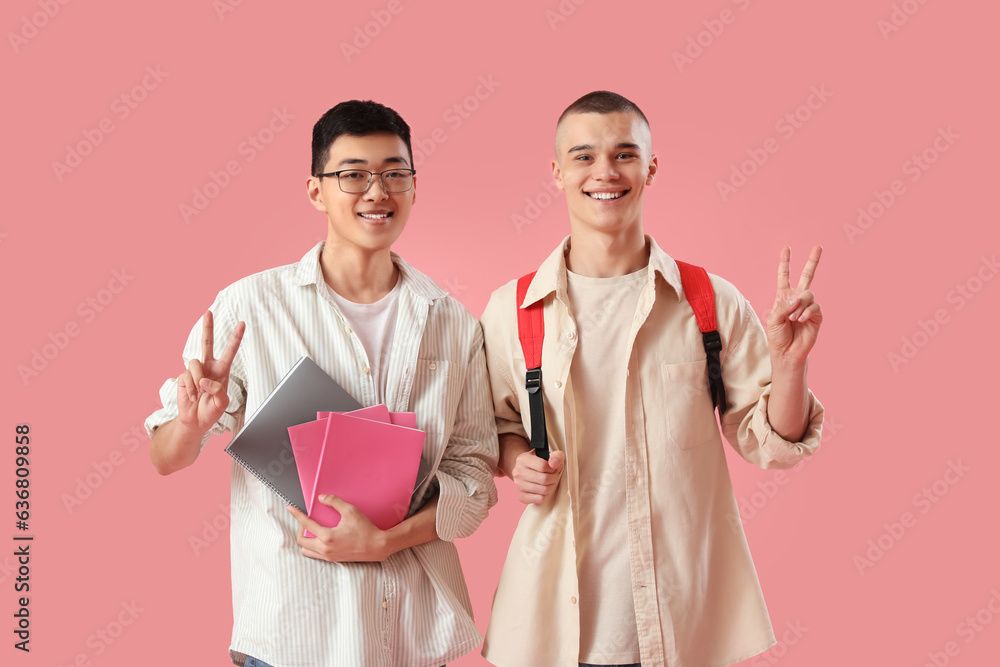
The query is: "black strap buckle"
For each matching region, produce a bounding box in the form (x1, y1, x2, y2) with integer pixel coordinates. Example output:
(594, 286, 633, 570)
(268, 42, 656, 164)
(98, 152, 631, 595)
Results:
(524, 366, 549, 460)
(525, 367, 542, 393)
(700, 330, 727, 414)
(702, 330, 722, 353)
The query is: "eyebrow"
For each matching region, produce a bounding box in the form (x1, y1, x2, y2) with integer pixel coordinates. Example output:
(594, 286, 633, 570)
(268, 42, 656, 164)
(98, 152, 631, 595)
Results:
(566, 142, 642, 153)
(335, 155, 410, 168)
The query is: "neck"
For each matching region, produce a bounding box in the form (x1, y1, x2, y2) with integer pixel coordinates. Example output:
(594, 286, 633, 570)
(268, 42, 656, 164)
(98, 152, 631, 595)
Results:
(565, 223, 649, 278)
(320, 237, 398, 304)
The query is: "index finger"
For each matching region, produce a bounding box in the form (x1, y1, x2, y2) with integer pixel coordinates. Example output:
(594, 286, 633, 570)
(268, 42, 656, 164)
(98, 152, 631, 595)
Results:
(201, 310, 215, 362)
(217, 320, 246, 368)
(286, 504, 324, 536)
(777, 246, 791, 290)
(796, 245, 823, 291)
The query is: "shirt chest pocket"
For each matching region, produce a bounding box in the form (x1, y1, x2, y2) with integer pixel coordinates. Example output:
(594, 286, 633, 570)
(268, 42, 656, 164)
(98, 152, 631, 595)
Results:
(660, 360, 720, 450)
(409, 359, 453, 434)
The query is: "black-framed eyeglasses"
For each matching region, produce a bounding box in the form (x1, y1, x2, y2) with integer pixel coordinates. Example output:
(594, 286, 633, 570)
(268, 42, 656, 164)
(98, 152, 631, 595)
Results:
(317, 168, 416, 194)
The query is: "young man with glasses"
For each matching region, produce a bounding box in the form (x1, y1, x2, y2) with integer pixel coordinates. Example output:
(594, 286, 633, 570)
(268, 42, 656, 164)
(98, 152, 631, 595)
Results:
(147, 100, 497, 667)
(479, 91, 825, 667)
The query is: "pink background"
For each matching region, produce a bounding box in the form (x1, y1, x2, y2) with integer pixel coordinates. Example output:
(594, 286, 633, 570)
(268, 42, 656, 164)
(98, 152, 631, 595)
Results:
(3, 0, 998, 665)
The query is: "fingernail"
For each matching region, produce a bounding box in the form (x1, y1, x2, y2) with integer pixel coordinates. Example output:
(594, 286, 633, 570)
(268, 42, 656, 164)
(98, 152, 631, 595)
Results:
(787, 298, 797, 306)
(319, 494, 327, 501)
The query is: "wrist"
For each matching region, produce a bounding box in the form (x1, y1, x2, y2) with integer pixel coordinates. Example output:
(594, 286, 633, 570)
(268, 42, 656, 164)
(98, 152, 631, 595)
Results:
(374, 528, 395, 561)
(176, 416, 205, 433)
(498, 451, 515, 480)
(770, 353, 808, 377)
(498, 435, 531, 479)
(174, 419, 210, 445)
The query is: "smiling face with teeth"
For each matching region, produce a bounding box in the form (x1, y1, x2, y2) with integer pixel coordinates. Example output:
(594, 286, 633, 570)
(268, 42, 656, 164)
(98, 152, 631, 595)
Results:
(552, 111, 657, 238)
(307, 132, 415, 256)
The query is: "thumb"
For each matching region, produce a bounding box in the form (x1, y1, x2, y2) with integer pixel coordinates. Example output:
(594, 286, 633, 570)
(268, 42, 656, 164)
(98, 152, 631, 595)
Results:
(548, 451, 566, 471)
(318, 493, 352, 512)
(199, 377, 217, 392)
(769, 294, 798, 327)
(781, 294, 800, 315)
(199, 378, 228, 409)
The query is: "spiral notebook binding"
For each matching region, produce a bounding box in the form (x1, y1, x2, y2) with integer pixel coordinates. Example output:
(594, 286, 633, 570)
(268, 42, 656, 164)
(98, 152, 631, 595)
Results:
(228, 450, 304, 512)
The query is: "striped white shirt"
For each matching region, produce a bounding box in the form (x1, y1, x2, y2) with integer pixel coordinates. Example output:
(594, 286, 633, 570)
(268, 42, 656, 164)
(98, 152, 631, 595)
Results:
(145, 241, 499, 667)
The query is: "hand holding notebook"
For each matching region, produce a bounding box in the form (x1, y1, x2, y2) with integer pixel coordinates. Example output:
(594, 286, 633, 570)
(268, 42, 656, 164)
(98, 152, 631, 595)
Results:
(287, 406, 425, 537)
(310, 413, 425, 531)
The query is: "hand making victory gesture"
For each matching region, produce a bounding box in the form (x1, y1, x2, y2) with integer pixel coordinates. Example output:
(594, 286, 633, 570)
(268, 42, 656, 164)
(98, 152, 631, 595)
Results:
(176, 310, 246, 433)
(766, 245, 824, 365)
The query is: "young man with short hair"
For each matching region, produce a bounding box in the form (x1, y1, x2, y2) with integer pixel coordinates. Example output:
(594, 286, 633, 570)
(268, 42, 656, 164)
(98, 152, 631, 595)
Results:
(480, 91, 825, 667)
(147, 100, 498, 667)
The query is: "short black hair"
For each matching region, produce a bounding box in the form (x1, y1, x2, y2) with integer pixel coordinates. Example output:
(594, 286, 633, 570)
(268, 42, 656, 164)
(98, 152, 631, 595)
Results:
(556, 90, 649, 128)
(311, 100, 413, 176)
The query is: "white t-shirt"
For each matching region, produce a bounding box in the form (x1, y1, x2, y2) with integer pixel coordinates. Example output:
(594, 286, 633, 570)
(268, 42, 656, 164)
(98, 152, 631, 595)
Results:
(566, 266, 646, 665)
(320, 275, 401, 404)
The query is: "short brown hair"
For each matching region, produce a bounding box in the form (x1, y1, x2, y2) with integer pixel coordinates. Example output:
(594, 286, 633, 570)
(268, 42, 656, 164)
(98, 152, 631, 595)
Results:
(556, 90, 649, 128)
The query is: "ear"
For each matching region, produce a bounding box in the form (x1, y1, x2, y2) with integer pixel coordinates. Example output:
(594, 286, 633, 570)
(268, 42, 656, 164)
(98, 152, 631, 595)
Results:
(410, 174, 417, 206)
(646, 154, 658, 186)
(551, 159, 565, 191)
(307, 175, 327, 212)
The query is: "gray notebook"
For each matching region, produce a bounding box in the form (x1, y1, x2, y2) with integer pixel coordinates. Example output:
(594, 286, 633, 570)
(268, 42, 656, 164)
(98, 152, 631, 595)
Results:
(224, 356, 362, 511)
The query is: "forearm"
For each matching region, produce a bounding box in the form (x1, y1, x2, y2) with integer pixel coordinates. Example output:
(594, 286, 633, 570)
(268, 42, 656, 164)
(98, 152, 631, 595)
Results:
(766, 357, 810, 442)
(149, 418, 207, 475)
(497, 433, 531, 480)
(380, 494, 440, 557)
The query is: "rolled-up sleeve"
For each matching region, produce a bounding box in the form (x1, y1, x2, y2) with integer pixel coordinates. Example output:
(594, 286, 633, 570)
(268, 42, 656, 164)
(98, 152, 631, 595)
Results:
(718, 289, 824, 470)
(144, 291, 247, 448)
(434, 322, 500, 542)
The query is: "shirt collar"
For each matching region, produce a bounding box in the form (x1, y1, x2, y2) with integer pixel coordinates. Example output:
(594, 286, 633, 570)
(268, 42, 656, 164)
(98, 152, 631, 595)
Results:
(293, 241, 447, 303)
(521, 234, 685, 308)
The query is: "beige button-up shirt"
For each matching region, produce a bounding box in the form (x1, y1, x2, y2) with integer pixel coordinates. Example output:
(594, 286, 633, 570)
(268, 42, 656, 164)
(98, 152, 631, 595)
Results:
(479, 236, 824, 667)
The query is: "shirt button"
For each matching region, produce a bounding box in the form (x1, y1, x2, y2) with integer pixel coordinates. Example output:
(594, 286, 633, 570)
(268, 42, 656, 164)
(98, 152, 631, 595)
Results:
(344, 325, 352, 333)
(362, 366, 370, 375)
(567, 331, 576, 340)
(429, 363, 437, 371)
(382, 600, 388, 610)
(570, 596, 577, 605)
(554, 380, 562, 389)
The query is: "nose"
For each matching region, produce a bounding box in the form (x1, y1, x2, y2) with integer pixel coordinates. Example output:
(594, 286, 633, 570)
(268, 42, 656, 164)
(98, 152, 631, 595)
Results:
(364, 175, 389, 201)
(591, 155, 619, 181)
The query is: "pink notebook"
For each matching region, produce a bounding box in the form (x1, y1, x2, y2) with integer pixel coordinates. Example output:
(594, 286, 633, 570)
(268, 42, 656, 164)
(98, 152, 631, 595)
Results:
(308, 413, 425, 531)
(389, 412, 417, 428)
(289, 405, 391, 518)
(317, 410, 415, 428)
